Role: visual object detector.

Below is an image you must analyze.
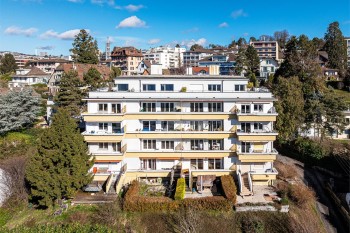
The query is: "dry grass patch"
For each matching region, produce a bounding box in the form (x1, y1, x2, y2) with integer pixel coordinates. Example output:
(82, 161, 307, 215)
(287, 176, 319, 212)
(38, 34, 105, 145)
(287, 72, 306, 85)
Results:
(275, 160, 298, 179)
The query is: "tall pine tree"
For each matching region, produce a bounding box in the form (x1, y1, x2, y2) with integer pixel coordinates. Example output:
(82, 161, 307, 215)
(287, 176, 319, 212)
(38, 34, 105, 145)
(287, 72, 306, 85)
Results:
(245, 45, 260, 76)
(70, 29, 99, 64)
(0, 54, 18, 74)
(26, 108, 93, 208)
(83, 67, 104, 90)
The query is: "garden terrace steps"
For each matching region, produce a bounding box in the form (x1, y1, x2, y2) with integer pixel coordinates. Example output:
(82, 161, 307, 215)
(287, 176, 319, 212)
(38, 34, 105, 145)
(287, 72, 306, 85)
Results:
(241, 173, 252, 196)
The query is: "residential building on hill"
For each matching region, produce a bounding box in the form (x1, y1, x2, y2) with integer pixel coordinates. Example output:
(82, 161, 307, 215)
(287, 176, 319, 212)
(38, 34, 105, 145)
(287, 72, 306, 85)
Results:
(143, 46, 186, 69)
(250, 41, 281, 62)
(259, 58, 279, 79)
(28, 58, 70, 74)
(345, 37, 350, 67)
(183, 50, 213, 67)
(198, 54, 236, 75)
(110, 47, 143, 76)
(81, 75, 279, 195)
(9, 67, 50, 87)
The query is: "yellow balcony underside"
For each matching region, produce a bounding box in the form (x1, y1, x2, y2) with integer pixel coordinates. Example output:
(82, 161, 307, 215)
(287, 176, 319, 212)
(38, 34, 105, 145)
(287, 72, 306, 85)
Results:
(251, 174, 277, 181)
(83, 115, 124, 122)
(237, 135, 277, 141)
(125, 151, 234, 158)
(238, 154, 276, 162)
(125, 113, 232, 120)
(84, 135, 123, 142)
(92, 155, 123, 162)
(192, 171, 233, 177)
(125, 132, 234, 139)
(237, 115, 277, 122)
(124, 171, 171, 178)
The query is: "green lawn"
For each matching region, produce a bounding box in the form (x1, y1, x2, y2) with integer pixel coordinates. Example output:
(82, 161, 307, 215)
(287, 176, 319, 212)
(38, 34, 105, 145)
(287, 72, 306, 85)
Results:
(334, 89, 350, 103)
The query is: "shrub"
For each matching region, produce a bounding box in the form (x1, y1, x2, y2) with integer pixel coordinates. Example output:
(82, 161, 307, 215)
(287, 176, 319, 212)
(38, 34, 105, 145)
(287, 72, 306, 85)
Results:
(221, 175, 237, 204)
(180, 87, 187, 92)
(174, 178, 186, 200)
(289, 184, 315, 207)
(274, 161, 297, 179)
(180, 197, 232, 211)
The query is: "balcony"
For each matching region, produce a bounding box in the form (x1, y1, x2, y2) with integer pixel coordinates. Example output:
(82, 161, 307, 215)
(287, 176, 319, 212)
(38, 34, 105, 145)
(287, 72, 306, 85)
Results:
(83, 129, 125, 142)
(250, 168, 278, 181)
(237, 149, 278, 162)
(237, 108, 278, 122)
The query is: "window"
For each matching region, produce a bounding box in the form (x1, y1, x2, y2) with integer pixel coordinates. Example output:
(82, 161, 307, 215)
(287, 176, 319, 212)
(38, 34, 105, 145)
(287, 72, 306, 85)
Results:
(112, 123, 121, 133)
(253, 104, 263, 112)
(143, 140, 156, 149)
(191, 159, 203, 170)
(161, 84, 174, 91)
(209, 140, 223, 150)
(208, 102, 222, 112)
(141, 159, 156, 170)
(142, 102, 156, 112)
(241, 142, 251, 153)
(208, 158, 222, 169)
(143, 121, 156, 131)
(143, 84, 156, 91)
(190, 121, 204, 131)
(254, 123, 263, 131)
(266, 60, 271, 65)
(99, 123, 108, 131)
(111, 104, 121, 113)
(98, 104, 108, 112)
(161, 141, 174, 149)
(116, 84, 129, 91)
(191, 139, 204, 150)
(161, 121, 175, 131)
(241, 105, 251, 113)
(235, 85, 245, 91)
(112, 142, 121, 152)
(190, 103, 203, 112)
(130, 62, 133, 65)
(241, 123, 251, 133)
(208, 84, 221, 92)
(271, 67, 275, 72)
(208, 121, 223, 131)
(161, 102, 175, 112)
(98, 142, 108, 150)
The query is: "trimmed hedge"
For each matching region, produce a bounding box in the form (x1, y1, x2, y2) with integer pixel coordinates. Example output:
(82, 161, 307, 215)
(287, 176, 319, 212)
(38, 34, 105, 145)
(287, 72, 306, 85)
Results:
(174, 178, 186, 200)
(123, 180, 232, 212)
(221, 175, 237, 204)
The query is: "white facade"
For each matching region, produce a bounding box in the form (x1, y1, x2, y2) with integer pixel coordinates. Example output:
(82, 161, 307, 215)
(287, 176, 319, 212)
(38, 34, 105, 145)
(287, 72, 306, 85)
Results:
(259, 58, 279, 79)
(82, 76, 279, 186)
(9, 68, 50, 88)
(143, 46, 186, 69)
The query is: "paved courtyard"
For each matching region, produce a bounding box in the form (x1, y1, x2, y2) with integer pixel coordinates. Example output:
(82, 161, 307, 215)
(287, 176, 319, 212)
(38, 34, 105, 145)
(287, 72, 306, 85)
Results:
(236, 186, 278, 204)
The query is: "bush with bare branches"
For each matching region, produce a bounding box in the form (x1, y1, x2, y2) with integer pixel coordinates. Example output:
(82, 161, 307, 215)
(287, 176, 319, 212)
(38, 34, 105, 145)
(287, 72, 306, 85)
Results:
(275, 161, 298, 179)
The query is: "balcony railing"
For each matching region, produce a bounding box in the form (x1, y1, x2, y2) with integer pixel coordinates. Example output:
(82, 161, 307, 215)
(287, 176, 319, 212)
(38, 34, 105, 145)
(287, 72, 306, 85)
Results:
(239, 148, 278, 154)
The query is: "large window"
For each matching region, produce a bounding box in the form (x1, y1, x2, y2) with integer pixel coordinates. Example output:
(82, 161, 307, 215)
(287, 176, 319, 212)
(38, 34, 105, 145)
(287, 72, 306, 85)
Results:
(209, 140, 223, 150)
(143, 140, 156, 149)
(208, 102, 223, 112)
(254, 123, 263, 131)
(98, 142, 108, 150)
(241, 104, 251, 113)
(111, 104, 121, 113)
(116, 84, 129, 91)
(161, 121, 175, 131)
(141, 159, 156, 170)
(112, 123, 121, 133)
(208, 158, 222, 169)
(191, 159, 203, 170)
(161, 103, 175, 112)
(143, 84, 156, 91)
(98, 103, 108, 112)
(99, 123, 108, 131)
(241, 123, 251, 133)
(190, 121, 204, 131)
(190, 103, 203, 112)
(208, 84, 221, 92)
(253, 104, 263, 112)
(190, 139, 204, 150)
(235, 85, 245, 91)
(208, 121, 223, 131)
(161, 84, 174, 91)
(241, 142, 251, 153)
(112, 142, 121, 152)
(142, 102, 156, 112)
(161, 141, 174, 149)
(143, 121, 156, 131)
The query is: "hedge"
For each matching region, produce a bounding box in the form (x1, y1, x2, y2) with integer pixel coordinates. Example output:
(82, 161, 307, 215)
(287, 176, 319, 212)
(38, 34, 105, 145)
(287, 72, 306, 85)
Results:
(123, 180, 232, 212)
(221, 175, 237, 204)
(174, 178, 186, 200)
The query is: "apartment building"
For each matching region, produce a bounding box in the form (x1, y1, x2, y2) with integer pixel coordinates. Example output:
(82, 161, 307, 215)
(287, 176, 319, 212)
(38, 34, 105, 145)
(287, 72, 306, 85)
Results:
(345, 37, 350, 67)
(259, 58, 279, 79)
(82, 75, 279, 194)
(198, 54, 236, 75)
(9, 67, 50, 87)
(29, 58, 70, 74)
(250, 41, 281, 61)
(183, 50, 213, 67)
(110, 47, 143, 76)
(143, 46, 186, 69)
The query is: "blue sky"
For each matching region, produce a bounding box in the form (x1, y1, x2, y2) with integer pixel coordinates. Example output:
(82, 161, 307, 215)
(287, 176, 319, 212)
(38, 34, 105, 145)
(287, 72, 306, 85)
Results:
(0, 0, 349, 56)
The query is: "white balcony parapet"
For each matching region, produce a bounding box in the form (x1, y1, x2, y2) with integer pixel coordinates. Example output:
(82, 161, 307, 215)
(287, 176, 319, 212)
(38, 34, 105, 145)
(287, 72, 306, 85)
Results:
(239, 148, 278, 154)
(82, 130, 124, 135)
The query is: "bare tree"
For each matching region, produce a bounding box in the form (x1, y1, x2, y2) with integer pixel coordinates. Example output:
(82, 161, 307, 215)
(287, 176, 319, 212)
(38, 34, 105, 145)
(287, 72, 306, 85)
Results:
(168, 208, 201, 233)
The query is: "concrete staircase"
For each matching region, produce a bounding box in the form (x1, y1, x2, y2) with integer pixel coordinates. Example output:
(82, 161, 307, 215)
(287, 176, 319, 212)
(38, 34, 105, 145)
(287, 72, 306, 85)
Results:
(106, 174, 118, 194)
(240, 173, 252, 196)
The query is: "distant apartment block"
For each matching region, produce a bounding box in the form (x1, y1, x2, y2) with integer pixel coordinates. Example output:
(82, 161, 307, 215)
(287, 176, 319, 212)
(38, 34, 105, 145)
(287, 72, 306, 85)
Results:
(143, 46, 186, 69)
(250, 41, 281, 61)
(183, 50, 213, 67)
(111, 47, 143, 76)
(82, 75, 279, 194)
(9, 67, 50, 87)
(345, 37, 350, 67)
(29, 58, 70, 74)
(198, 54, 236, 75)
(259, 58, 279, 79)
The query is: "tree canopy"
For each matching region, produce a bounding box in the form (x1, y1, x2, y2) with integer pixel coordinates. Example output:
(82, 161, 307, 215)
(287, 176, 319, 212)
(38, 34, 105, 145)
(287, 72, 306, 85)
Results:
(245, 45, 260, 75)
(83, 67, 104, 90)
(0, 89, 40, 135)
(0, 54, 18, 74)
(190, 44, 204, 51)
(26, 108, 93, 208)
(70, 29, 99, 64)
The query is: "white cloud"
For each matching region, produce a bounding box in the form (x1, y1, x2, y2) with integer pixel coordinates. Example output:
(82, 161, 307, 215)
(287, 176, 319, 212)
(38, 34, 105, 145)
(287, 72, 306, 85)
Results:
(36, 45, 55, 50)
(116, 16, 147, 29)
(125, 4, 144, 12)
(148, 38, 161, 45)
(90, 0, 114, 6)
(40, 29, 87, 40)
(218, 22, 229, 28)
(4, 26, 38, 36)
(181, 38, 207, 48)
(231, 9, 247, 19)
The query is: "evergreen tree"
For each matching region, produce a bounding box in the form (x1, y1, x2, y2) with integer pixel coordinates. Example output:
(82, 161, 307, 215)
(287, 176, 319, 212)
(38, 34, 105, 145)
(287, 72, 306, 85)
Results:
(26, 108, 93, 208)
(83, 67, 104, 90)
(0, 89, 40, 135)
(0, 54, 18, 74)
(234, 47, 246, 75)
(237, 37, 247, 48)
(109, 66, 122, 80)
(54, 70, 83, 117)
(70, 29, 99, 64)
(245, 45, 260, 75)
(324, 21, 347, 76)
(190, 44, 204, 51)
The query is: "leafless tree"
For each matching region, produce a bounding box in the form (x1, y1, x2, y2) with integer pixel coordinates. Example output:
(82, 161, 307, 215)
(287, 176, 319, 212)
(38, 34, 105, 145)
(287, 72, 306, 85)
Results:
(168, 208, 201, 233)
